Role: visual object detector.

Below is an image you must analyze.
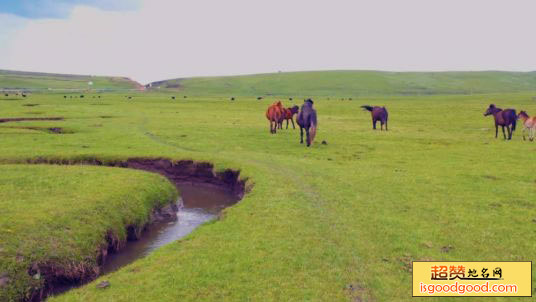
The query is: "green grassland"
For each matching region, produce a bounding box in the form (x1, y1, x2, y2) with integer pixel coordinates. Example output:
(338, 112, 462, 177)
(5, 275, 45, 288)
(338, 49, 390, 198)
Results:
(0, 91, 535, 301)
(0, 70, 140, 91)
(0, 164, 177, 302)
(150, 70, 536, 97)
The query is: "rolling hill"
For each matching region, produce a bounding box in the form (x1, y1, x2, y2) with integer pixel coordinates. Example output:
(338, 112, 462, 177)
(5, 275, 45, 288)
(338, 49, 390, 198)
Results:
(0, 69, 142, 91)
(148, 70, 536, 97)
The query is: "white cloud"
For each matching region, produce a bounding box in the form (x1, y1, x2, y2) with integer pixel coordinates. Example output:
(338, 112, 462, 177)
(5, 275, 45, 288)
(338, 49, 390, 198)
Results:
(1, 0, 535, 84)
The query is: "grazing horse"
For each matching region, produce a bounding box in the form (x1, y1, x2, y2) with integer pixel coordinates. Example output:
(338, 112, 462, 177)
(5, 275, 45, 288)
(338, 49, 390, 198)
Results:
(297, 99, 317, 147)
(361, 105, 388, 131)
(280, 105, 299, 129)
(266, 101, 284, 134)
(517, 111, 536, 141)
(483, 104, 517, 140)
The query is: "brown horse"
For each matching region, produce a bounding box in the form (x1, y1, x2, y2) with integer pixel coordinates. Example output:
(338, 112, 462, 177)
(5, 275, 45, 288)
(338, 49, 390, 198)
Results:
(266, 101, 283, 134)
(361, 105, 388, 131)
(483, 104, 517, 140)
(280, 105, 299, 129)
(517, 111, 536, 141)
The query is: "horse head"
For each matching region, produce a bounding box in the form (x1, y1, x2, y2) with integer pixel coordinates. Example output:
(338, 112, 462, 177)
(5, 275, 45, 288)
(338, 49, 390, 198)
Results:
(290, 105, 299, 114)
(304, 98, 314, 106)
(484, 104, 500, 116)
(517, 110, 528, 120)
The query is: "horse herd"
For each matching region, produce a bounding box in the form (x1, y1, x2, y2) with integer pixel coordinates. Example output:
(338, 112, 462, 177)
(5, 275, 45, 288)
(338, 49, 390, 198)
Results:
(265, 98, 388, 147)
(266, 100, 536, 146)
(266, 99, 317, 146)
(484, 104, 536, 141)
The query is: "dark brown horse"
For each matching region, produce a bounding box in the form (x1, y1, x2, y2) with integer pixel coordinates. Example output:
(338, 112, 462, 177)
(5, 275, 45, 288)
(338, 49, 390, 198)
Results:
(297, 99, 317, 147)
(361, 105, 388, 131)
(266, 101, 283, 134)
(280, 105, 299, 129)
(484, 104, 517, 140)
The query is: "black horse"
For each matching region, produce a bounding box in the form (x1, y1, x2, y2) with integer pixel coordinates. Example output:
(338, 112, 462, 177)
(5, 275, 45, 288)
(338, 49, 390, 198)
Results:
(361, 105, 388, 131)
(297, 99, 317, 147)
(484, 104, 517, 140)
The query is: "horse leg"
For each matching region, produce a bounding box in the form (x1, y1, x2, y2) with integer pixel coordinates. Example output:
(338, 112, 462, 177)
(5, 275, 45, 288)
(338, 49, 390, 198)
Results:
(385, 120, 388, 131)
(305, 127, 311, 147)
(380, 121, 384, 131)
(372, 119, 377, 130)
(291, 119, 295, 129)
(495, 125, 498, 138)
(286, 119, 289, 129)
(501, 126, 506, 140)
(507, 125, 512, 140)
(299, 126, 304, 144)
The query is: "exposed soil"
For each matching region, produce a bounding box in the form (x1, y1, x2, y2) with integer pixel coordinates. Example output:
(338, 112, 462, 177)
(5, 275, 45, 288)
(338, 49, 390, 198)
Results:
(4, 126, 71, 134)
(19, 157, 249, 302)
(0, 117, 63, 123)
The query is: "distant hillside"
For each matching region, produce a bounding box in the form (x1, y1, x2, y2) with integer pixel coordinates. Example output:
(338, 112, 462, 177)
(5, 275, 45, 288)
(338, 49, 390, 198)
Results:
(0, 69, 142, 91)
(148, 70, 536, 96)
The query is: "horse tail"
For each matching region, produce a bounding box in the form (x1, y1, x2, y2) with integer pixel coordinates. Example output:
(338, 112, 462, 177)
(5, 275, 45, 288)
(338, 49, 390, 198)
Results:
(511, 109, 517, 131)
(512, 117, 517, 131)
(361, 105, 373, 112)
(310, 111, 317, 144)
(310, 124, 317, 144)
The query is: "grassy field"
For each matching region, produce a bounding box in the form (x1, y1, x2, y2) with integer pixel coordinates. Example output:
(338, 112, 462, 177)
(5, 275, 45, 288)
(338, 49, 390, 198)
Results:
(149, 70, 536, 97)
(0, 70, 141, 91)
(0, 92, 535, 302)
(0, 164, 177, 302)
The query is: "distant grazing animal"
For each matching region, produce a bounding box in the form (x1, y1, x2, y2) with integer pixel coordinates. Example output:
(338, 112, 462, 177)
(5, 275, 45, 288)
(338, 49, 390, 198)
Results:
(98, 96, 101, 98)
(361, 105, 388, 131)
(184, 96, 187, 98)
(22, 94, 27, 98)
(80, 95, 84, 98)
(517, 111, 536, 141)
(297, 99, 317, 147)
(257, 97, 263, 100)
(266, 101, 284, 134)
(171, 96, 176, 100)
(289, 97, 293, 101)
(4, 93, 8, 97)
(64, 95, 67, 98)
(484, 104, 516, 140)
(281, 105, 299, 129)
(128, 96, 132, 100)
(230, 97, 235, 101)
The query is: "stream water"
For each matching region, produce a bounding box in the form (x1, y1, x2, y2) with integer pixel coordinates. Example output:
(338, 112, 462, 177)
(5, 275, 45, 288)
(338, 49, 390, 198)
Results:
(101, 182, 239, 274)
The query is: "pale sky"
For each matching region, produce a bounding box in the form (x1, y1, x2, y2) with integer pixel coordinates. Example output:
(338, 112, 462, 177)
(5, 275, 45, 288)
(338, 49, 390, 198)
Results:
(0, 0, 535, 84)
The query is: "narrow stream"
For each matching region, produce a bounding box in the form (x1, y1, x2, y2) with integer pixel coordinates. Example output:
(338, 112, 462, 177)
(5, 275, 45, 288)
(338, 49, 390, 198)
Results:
(101, 182, 239, 274)
(50, 182, 239, 299)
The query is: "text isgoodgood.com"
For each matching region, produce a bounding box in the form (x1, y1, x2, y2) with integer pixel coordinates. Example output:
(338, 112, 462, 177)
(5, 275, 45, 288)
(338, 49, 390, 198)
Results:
(420, 282, 517, 295)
